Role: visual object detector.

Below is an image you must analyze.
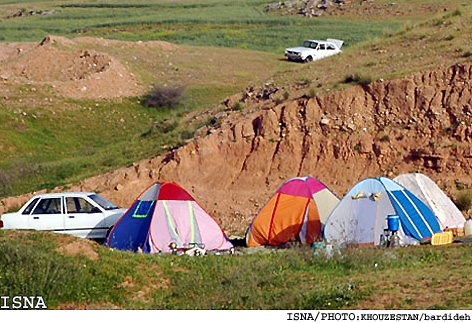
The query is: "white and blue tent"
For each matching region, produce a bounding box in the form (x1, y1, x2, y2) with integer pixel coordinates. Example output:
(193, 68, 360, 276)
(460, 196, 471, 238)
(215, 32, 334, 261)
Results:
(324, 177, 442, 247)
(394, 173, 465, 230)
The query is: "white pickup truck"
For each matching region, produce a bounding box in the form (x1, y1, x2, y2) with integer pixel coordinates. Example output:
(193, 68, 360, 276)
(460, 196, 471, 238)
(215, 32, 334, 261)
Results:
(285, 39, 343, 63)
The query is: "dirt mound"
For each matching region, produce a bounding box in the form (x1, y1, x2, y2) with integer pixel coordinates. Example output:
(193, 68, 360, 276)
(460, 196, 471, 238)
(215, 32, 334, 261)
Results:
(56, 237, 99, 261)
(5, 46, 111, 82)
(0, 42, 37, 63)
(0, 36, 144, 99)
(2, 63, 471, 236)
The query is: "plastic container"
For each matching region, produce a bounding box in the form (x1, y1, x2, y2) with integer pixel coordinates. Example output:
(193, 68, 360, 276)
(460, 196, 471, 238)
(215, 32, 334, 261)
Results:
(387, 214, 400, 232)
(431, 231, 453, 245)
(465, 218, 472, 236)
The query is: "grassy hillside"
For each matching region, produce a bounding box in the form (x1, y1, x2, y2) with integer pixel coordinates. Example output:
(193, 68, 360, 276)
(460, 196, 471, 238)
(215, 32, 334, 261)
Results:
(0, 0, 469, 199)
(275, 6, 472, 93)
(1, 230, 471, 309)
(0, 41, 289, 198)
(0, 0, 418, 199)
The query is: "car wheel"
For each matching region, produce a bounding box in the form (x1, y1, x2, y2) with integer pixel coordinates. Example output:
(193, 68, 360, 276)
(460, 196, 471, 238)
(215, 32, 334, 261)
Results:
(304, 56, 313, 63)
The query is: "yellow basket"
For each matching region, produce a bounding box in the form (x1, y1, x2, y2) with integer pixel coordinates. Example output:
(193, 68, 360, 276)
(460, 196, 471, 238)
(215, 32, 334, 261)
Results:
(431, 231, 453, 246)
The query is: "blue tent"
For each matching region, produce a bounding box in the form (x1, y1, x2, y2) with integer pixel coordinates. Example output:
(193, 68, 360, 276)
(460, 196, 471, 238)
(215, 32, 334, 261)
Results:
(324, 177, 441, 247)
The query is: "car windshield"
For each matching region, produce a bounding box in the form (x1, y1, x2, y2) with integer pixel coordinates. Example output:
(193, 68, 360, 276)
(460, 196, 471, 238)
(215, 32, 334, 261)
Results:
(302, 41, 318, 49)
(88, 194, 119, 210)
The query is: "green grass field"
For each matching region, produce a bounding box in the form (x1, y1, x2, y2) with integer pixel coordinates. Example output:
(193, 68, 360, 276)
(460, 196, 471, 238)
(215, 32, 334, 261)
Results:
(1, 230, 471, 309)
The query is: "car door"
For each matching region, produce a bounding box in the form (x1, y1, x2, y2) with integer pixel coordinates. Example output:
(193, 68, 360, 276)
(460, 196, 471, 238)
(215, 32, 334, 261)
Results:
(317, 43, 327, 59)
(28, 197, 65, 232)
(64, 196, 107, 238)
(325, 42, 337, 57)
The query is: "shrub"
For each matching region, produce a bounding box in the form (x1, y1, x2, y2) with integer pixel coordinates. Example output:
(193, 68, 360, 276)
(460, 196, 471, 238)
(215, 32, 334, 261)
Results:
(454, 191, 472, 212)
(144, 85, 185, 109)
(449, 9, 462, 17)
(232, 101, 244, 111)
(307, 88, 317, 98)
(462, 51, 472, 58)
(343, 73, 373, 86)
(282, 91, 290, 100)
(380, 134, 390, 142)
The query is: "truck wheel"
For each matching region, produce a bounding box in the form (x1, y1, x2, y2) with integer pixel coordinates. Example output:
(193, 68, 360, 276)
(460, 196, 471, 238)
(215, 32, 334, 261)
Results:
(304, 56, 313, 63)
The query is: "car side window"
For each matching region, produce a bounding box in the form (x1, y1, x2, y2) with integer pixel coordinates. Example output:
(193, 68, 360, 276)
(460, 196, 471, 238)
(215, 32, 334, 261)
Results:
(318, 44, 326, 50)
(22, 198, 40, 215)
(32, 198, 62, 215)
(66, 197, 100, 214)
(327, 44, 335, 50)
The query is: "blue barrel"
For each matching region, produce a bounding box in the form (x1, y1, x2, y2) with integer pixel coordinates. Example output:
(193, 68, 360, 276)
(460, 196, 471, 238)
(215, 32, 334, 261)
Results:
(387, 214, 400, 232)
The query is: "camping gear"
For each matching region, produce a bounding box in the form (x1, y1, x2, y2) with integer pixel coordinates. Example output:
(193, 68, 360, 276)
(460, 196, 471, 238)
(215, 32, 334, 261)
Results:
(394, 173, 466, 230)
(106, 182, 233, 253)
(465, 219, 472, 236)
(386, 214, 400, 247)
(431, 231, 453, 246)
(324, 177, 442, 247)
(387, 214, 400, 232)
(246, 176, 339, 247)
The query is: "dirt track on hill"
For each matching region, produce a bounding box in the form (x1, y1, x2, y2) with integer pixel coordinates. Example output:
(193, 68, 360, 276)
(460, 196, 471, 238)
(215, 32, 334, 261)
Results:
(2, 63, 471, 236)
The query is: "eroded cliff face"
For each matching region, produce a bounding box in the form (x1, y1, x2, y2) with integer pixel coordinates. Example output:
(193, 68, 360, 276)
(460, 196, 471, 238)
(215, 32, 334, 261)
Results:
(2, 64, 472, 235)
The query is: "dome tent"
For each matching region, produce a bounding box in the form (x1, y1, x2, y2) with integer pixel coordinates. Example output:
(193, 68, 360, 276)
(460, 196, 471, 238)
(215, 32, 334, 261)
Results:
(394, 173, 465, 230)
(324, 177, 442, 247)
(106, 182, 233, 253)
(246, 176, 339, 247)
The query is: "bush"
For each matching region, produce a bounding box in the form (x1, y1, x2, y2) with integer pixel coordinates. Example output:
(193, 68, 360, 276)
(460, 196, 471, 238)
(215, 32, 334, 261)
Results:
(343, 73, 373, 86)
(462, 51, 472, 58)
(380, 134, 390, 142)
(454, 191, 472, 212)
(307, 88, 317, 98)
(144, 85, 185, 109)
(232, 101, 244, 111)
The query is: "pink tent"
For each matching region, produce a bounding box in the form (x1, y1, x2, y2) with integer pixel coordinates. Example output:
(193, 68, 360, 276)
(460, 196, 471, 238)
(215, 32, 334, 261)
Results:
(107, 182, 233, 253)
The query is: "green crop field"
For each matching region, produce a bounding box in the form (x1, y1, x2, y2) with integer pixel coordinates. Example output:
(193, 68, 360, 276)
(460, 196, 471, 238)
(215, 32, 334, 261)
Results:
(0, 0, 403, 52)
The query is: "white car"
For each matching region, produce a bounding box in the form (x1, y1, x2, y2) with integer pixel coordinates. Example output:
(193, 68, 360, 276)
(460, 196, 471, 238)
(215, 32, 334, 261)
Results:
(0, 192, 126, 239)
(285, 39, 343, 63)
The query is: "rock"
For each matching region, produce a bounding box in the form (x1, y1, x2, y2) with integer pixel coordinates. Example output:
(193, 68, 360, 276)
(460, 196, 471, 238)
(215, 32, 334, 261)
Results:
(320, 117, 330, 125)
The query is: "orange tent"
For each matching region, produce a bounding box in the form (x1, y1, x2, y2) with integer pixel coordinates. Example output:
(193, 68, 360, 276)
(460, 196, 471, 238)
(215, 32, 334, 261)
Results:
(246, 176, 339, 247)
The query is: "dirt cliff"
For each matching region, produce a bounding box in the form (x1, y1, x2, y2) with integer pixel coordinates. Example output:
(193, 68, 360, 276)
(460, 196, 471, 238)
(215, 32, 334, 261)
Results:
(2, 63, 471, 235)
